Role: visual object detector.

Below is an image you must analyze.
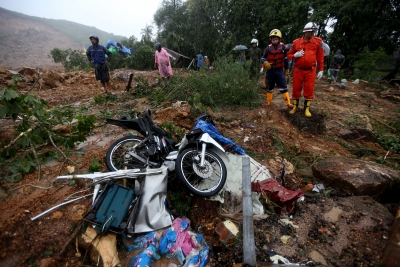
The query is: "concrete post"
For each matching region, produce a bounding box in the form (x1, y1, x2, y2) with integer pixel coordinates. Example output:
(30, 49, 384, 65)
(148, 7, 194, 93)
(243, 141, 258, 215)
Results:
(242, 155, 256, 266)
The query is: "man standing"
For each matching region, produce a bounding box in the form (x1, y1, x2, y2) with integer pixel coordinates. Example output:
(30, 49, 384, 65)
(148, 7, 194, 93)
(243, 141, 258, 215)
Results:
(196, 51, 204, 71)
(248, 38, 261, 79)
(287, 22, 324, 117)
(86, 35, 112, 94)
(330, 49, 345, 84)
(154, 43, 173, 79)
(261, 29, 292, 107)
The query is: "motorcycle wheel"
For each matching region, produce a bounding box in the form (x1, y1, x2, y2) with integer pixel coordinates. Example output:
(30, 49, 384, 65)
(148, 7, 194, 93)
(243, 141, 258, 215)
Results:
(106, 135, 146, 171)
(175, 148, 227, 197)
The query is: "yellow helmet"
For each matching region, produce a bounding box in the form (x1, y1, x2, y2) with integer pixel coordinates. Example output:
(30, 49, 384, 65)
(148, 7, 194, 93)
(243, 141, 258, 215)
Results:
(269, 29, 282, 39)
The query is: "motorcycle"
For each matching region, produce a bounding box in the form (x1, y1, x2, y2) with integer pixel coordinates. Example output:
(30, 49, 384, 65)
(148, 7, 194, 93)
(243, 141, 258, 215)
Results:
(105, 110, 227, 197)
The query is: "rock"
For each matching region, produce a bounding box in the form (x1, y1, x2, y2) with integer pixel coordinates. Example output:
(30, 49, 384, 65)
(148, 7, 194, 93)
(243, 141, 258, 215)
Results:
(309, 250, 328, 266)
(312, 157, 400, 196)
(79, 227, 120, 267)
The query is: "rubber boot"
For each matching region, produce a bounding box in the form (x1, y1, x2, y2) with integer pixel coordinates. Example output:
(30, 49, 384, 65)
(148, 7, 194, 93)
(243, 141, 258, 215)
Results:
(289, 99, 298, 115)
(304, 99, 312, 117)
(266, 92, 273, 105)
(282, 92, 293, 107)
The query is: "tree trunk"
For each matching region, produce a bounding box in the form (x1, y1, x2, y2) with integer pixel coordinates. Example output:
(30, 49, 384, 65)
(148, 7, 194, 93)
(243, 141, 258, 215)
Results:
(382, 55, 400, 81)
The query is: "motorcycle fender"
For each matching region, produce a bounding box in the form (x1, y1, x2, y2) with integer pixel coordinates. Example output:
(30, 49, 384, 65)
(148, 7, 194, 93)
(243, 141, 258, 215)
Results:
(199, 133, 225, 152)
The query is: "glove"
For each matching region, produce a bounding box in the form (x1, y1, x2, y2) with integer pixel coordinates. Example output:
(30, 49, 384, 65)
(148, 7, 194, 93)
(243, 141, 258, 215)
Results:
(294, 50, 304, 58)
(263, 61, 272, 70)
(260, 68, 264, 74)
(317, 71, 323, 79)
(285, 69, 290, 77)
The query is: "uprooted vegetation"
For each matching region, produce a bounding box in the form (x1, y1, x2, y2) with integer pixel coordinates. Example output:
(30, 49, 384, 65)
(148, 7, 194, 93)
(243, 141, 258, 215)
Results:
(0, 58, 400, 266)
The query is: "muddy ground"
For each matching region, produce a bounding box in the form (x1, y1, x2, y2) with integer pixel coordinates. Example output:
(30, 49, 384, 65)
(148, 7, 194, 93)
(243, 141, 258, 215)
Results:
(0, 67, 399, 267)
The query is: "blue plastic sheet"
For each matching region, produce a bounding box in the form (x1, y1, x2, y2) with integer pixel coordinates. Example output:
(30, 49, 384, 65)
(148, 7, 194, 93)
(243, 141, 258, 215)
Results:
(193, 119, 246, 155)
(106, 40, 132, 55)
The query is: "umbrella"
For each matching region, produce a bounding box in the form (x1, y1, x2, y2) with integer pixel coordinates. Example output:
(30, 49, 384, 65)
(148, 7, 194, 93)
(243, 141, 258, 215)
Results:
(322, 42, 330, 56)
(232, 45, 248, 51)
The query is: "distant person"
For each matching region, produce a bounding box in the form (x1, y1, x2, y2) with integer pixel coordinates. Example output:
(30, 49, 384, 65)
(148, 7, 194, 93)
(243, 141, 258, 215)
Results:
(330, 49, 345, 84)
(248, 38, 261, 79)
(261, 29, 292, 107)
(154, 43, 173, 79)
(204, 56, 211, 69)
(287, 22, 325, 117)
(86, 35, 112, 94)
(196, 51, 204, 70)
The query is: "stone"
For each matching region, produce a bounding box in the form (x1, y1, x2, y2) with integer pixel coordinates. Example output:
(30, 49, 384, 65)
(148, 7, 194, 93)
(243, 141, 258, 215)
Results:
(312, 157, 400, 196)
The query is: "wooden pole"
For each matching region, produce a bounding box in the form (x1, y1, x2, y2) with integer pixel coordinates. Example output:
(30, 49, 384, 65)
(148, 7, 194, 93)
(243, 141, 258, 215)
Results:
(242, 155, 256, 266)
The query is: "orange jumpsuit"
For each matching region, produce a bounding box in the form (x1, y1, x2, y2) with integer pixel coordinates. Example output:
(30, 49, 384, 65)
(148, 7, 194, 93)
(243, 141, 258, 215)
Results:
(287, 36, 324, 99)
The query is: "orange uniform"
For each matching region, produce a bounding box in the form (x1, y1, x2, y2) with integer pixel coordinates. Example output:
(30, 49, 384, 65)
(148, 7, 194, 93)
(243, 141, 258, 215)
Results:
(287, 36, 324, 99)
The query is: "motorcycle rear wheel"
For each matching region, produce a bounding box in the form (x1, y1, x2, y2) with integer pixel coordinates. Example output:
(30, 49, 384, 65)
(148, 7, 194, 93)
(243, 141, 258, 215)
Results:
(175, 148, 227, 197)
(106, 135, 146, 171)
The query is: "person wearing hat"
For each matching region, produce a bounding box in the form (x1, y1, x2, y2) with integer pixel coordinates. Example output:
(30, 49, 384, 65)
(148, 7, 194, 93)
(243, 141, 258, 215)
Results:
(249, 38, 261, 79)
(86, 35, 112, 94)
(260, 29, 292, 107)
(154, 43, 173, 79)
(287, 22, 325, 117)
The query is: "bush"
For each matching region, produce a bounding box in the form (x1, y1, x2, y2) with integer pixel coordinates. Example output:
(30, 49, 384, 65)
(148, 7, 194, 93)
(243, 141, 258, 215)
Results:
(149, 56, 260, 108)
(49, 48, 91, 71)
(351, 47, 388, 81)
(125, 44, 155, 70)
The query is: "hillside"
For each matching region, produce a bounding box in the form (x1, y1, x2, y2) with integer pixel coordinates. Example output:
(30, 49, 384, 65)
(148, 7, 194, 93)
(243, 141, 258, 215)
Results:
(0, 7, 126, 69)
(0, 65, 399, 266)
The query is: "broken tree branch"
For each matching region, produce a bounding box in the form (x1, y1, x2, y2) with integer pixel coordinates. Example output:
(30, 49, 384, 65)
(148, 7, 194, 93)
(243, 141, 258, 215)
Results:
(367, 114, 397, 131)
(3, 128, 32, 150)
(59, 222, 83, 257)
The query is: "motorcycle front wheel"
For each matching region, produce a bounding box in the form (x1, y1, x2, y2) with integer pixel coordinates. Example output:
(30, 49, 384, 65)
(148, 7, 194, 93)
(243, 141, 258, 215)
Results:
(175, 148, 227, 197)
(106, 135, 146, 171)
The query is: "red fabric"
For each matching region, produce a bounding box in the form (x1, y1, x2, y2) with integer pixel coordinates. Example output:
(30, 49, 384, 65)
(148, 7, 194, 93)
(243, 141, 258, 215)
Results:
(292, 67, 317, 99)
(287, 36, 324, 71)
(251, 179, 303, 213)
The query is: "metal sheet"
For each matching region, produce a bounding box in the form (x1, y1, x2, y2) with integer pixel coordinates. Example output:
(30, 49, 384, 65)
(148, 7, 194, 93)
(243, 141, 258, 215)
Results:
(127, 165, 173, 234)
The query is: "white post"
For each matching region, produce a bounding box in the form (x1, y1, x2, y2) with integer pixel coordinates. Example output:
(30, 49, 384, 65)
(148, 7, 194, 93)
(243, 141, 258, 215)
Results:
(242, 155, 256, 266)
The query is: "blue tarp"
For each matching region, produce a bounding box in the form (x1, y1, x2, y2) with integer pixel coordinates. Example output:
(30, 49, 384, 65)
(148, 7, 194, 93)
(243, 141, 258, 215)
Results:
(106, 40, 132, 55)
(193, 119, 246, 155)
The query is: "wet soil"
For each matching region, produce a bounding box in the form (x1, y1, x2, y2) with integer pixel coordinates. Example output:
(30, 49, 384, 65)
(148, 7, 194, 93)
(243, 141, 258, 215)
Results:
(0, 67, 399, 267)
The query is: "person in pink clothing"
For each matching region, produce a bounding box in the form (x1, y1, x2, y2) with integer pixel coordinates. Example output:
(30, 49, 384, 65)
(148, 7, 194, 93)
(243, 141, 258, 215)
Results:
(154, 43, 173, 79)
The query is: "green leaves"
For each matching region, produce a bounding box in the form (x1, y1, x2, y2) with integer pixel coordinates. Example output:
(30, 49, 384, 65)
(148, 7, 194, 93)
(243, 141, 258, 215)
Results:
(1, 88, 19, 101)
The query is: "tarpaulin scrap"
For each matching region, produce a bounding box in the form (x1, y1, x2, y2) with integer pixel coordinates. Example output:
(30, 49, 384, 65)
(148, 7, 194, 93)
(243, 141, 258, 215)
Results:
(126, 217, 210, 267)
(193, 119, 246, 155)
(251, 179, 303, 212)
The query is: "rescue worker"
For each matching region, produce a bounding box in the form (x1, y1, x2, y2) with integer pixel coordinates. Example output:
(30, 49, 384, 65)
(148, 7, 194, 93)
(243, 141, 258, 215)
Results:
(287, 22, 324, 117)
(86, 35, 112, 94)
(261, 29, 292, 107)
(330, 49, 345, 84)
(248, 38, 261, 79)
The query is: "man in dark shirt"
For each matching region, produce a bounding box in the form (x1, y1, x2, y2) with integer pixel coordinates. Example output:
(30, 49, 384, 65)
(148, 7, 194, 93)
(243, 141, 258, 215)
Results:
(330, 50, 345, 84)
(86, 35, 112, 94)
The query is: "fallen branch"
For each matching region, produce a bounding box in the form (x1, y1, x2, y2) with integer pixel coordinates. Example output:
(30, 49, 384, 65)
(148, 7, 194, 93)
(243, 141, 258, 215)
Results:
(29, 139, 41, 181)
(3, 128, 32, 150)
(59, 222, 83, 257)
(367, 114, 397, 131)
(46, 130, 79, 168)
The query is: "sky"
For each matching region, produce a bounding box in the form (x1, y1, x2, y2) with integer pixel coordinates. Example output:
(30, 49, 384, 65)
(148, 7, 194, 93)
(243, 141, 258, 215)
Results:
(0, 0, 163, 39)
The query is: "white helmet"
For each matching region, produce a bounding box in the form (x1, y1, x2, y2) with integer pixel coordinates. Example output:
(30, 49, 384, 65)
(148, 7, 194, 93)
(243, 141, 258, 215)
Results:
(251, 38, 258, 46)
(303, 22, 318, 32)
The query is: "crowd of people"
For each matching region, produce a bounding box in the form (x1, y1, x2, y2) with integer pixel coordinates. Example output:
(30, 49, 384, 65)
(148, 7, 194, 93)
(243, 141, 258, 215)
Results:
(87, 21, 344, 117)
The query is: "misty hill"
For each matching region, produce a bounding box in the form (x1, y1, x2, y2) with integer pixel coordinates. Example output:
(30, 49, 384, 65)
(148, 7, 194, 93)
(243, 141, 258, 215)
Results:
(0, 7, 126, 69)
